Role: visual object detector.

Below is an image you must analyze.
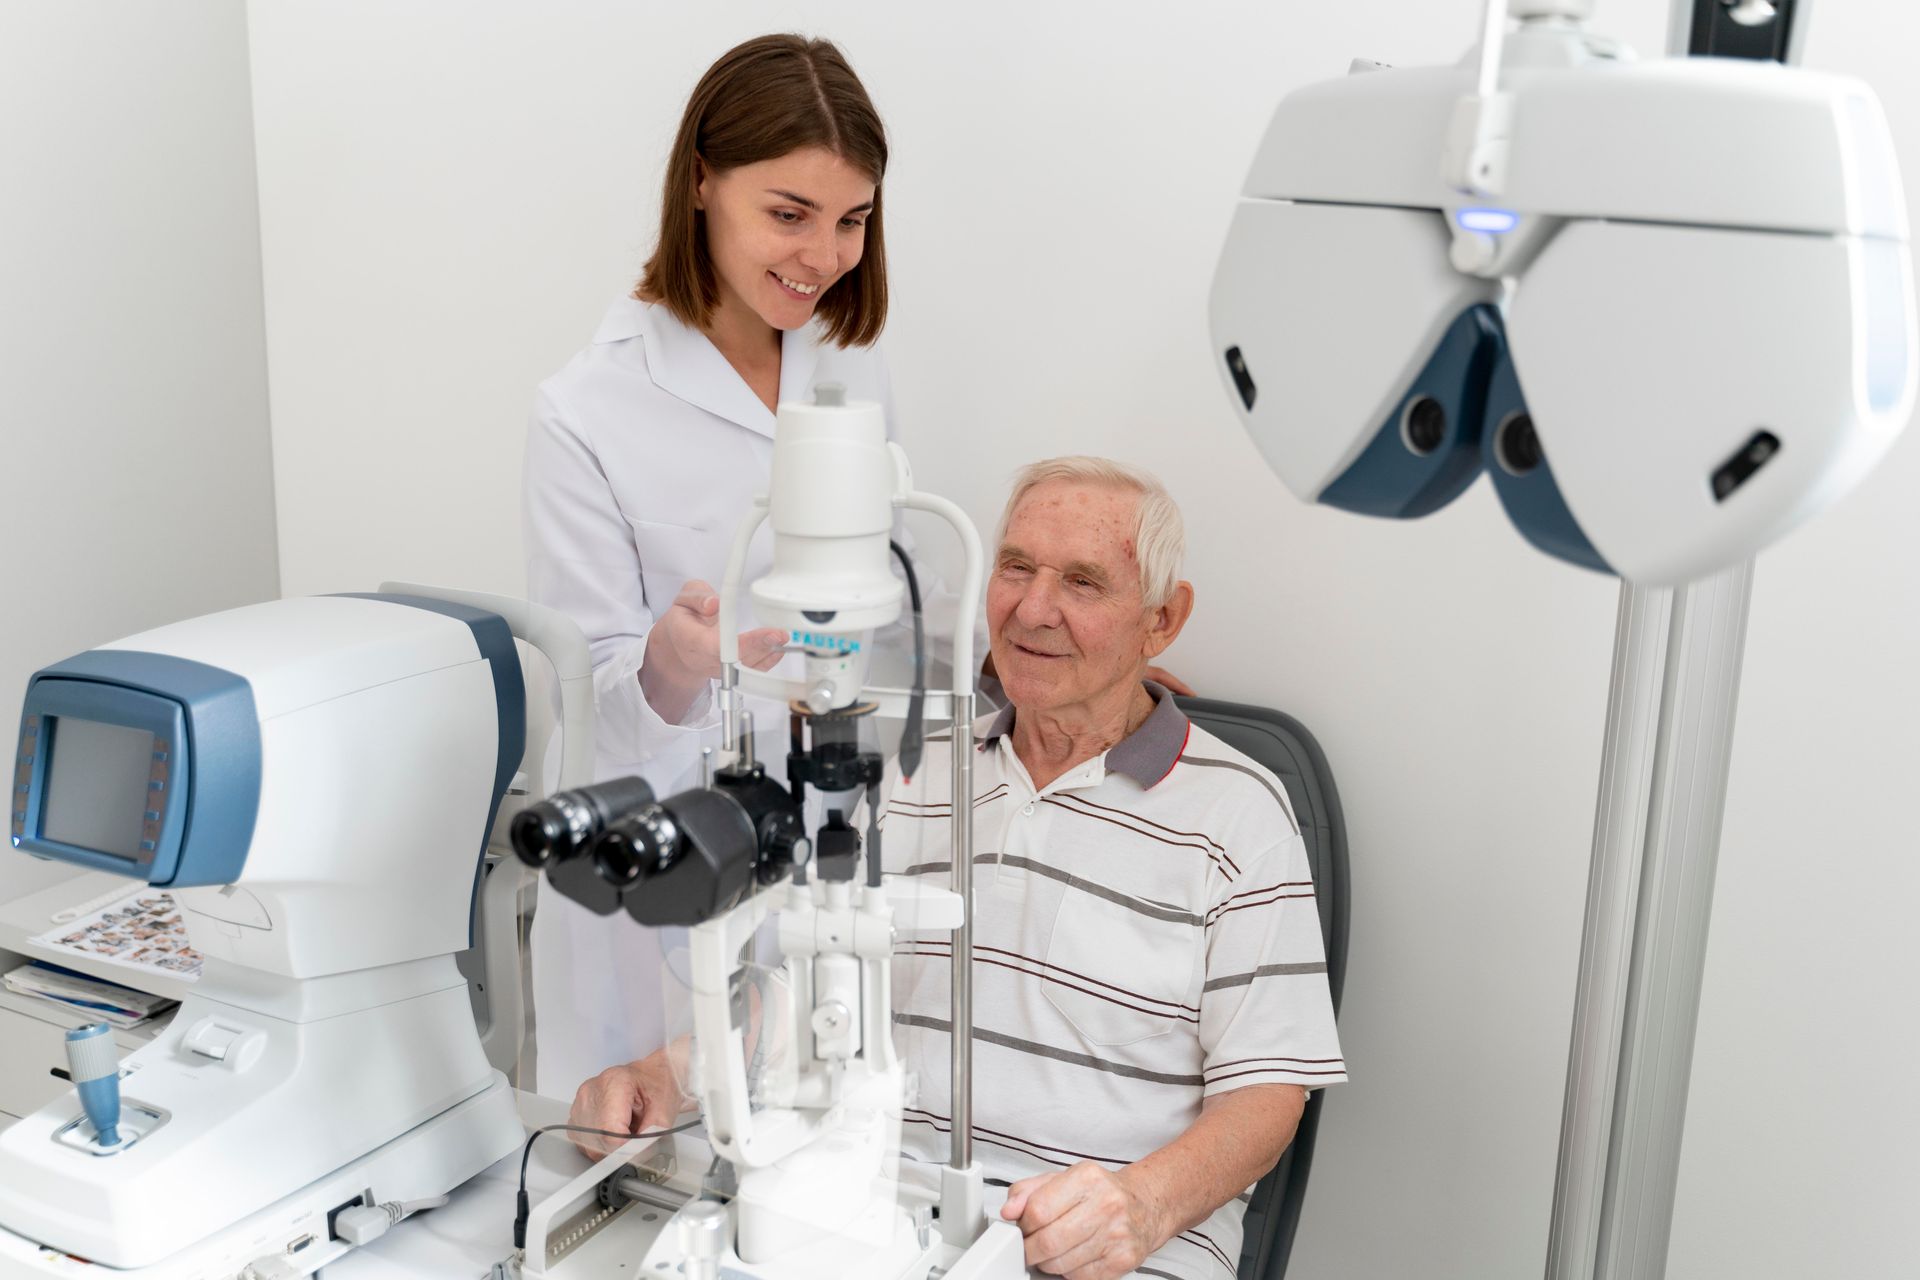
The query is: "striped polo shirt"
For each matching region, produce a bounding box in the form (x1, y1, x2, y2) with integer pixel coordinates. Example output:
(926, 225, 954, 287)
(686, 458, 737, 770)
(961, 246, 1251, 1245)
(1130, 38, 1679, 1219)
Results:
(879, 682, 1346, 1280)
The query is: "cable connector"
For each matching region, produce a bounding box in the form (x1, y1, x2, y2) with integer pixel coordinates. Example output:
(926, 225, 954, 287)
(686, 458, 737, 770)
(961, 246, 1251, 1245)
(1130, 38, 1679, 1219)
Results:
(334, 1196, 450, 1246)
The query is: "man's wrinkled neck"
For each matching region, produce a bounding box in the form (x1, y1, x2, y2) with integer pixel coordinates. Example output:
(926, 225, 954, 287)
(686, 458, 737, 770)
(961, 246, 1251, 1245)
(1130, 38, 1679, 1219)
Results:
(1009, 675, 1155, 791)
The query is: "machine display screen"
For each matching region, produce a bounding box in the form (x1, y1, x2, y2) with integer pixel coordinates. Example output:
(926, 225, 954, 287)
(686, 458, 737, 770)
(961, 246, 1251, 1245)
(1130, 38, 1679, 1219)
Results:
(40, 718, 158, 860)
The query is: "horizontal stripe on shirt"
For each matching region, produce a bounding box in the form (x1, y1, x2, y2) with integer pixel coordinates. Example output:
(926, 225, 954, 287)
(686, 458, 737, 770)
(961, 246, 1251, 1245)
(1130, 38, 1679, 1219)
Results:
(1039, 795, 1239, 880)
(898, 941, 1201, 1022)
(899, 854, 1205, 927)
(1202, 962, 1330, 992)
(894, 1013, 1205, 1087)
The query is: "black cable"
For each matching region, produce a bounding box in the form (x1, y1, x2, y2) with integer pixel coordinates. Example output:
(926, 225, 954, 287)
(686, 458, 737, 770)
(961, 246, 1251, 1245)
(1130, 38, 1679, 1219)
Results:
(888, 540, 927, 784)
(513, 1119, 702, 1249)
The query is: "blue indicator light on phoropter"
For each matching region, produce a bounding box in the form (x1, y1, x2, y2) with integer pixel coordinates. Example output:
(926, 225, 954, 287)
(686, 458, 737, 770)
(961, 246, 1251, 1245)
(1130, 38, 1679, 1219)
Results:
(1455, 207, 1520, 234)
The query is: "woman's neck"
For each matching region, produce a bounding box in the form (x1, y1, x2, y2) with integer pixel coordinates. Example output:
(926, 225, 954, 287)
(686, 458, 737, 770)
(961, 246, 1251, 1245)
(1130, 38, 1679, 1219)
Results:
(704, 295, 782, 411)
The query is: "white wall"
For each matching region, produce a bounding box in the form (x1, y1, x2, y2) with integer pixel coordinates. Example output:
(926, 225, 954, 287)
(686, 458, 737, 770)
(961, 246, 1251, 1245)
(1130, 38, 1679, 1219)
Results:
(245, 2, 1916, 1276)
(0, 3, 278, 763)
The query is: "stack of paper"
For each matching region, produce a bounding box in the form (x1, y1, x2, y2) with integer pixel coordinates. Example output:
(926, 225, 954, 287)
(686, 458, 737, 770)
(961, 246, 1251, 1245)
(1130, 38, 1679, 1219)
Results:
(2, 962, 177, 1029)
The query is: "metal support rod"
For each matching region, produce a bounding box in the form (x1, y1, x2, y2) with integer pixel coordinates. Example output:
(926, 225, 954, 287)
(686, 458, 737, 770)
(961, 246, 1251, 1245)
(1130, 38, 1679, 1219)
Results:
(948, 691, 977, 1171)
(1546, 562, 1754, 1280)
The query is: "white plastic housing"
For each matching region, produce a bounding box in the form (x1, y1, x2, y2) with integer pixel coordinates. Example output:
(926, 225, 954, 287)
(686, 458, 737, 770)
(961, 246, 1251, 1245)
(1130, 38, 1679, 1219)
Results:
(1211, 199, 1497, 499)
(94, 596, 502, 979)
(751, 396, 905, 638)
(1512, 219, 1916, 583)
(1244, 59, 1907, 238)
(0, 958, 515, 1268)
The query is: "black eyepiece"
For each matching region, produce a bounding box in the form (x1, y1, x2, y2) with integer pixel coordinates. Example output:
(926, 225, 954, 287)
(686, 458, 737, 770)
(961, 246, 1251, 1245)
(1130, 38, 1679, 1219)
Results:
(510, 808, 566, 868)
(507, 776, 658, 870)
(593, 809, 676, 888)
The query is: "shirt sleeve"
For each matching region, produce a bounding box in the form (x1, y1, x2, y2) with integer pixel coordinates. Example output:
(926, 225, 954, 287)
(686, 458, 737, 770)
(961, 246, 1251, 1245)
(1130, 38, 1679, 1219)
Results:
(523, 382, 718, 772)
(1197, 830, 1347, 1096)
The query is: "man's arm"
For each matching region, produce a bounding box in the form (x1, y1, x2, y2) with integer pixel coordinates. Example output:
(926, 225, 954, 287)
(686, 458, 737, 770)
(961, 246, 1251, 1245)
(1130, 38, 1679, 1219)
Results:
(1001, 1082, 1307, 1280)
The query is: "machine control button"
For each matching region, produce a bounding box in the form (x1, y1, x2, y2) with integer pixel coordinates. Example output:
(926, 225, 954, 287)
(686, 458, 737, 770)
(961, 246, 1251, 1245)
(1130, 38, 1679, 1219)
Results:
(180, 1019, 266, 1070)
(184, 1023, 241, 1061)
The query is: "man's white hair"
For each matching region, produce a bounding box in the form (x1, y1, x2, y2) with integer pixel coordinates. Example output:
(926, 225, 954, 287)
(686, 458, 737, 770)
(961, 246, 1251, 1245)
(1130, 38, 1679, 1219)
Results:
(997, 456, 1186, 607)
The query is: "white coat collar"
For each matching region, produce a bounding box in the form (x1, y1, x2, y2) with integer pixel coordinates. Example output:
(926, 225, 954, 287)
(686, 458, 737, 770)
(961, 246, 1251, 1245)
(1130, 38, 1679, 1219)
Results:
(595, 296, 822, 440)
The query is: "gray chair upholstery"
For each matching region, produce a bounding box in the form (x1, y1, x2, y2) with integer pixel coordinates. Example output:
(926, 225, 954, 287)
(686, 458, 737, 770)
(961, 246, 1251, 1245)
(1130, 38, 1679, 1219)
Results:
(1174, 697, 1348, 1280)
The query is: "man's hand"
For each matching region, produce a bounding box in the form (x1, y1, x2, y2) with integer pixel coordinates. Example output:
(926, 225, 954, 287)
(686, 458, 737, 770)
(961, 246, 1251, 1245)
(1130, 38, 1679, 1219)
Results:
(566, 1052, 686, 1161)
(640, 579, 788, 722)
(1000, 1162, 1167, 1279)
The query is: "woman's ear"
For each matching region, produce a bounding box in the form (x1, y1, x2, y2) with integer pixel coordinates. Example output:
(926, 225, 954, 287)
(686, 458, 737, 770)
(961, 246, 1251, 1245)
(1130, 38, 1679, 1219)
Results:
(692, 154, 710, 211)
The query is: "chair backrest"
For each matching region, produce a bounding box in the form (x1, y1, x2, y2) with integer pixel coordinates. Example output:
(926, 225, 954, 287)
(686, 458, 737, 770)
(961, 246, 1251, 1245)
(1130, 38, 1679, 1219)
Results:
(1174, 697, 1348, 1280)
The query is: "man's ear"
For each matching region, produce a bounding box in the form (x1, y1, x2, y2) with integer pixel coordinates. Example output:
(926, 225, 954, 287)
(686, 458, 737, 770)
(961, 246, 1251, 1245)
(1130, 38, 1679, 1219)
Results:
(1143, 581, 1195, 661)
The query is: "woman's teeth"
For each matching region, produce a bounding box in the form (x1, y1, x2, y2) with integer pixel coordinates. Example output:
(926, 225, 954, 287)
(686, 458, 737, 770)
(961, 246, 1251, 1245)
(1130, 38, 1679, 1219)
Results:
(776, 274, 819, 296)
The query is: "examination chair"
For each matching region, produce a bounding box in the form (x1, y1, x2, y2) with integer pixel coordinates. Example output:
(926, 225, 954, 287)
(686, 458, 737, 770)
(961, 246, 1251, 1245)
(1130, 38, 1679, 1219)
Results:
(1174, 698, 1349, 1280)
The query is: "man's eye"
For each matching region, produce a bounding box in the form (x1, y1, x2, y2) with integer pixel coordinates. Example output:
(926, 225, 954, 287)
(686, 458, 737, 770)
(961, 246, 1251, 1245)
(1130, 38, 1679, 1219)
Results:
(998, 562, 1032, 576)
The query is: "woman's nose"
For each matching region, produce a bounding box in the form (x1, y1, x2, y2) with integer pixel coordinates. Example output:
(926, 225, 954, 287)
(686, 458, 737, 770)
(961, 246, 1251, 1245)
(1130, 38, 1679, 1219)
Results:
(797, 224, 838, 277)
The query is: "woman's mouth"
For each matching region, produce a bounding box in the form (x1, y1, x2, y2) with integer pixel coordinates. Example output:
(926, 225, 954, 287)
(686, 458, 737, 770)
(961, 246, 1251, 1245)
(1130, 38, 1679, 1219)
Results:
(771, 272, 821, 299)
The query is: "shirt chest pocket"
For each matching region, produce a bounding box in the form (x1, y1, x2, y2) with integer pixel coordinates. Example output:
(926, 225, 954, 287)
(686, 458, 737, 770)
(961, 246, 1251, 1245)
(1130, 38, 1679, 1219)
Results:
(1041, 889, 1203, 1049)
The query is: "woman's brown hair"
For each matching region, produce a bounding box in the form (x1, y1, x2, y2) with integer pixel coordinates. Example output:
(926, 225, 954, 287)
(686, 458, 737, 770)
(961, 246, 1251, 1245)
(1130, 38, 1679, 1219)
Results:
(637, 34, 888, 348)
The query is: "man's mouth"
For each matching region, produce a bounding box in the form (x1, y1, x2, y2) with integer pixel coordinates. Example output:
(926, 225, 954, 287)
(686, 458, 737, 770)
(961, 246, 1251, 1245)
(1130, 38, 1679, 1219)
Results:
(1012, 642, 1067, 660)
(771, 272, 821, 298)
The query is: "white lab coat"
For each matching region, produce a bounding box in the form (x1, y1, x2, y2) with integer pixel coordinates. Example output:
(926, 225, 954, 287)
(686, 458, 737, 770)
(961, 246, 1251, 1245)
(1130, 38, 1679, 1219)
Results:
(521, 295, 901, 1099)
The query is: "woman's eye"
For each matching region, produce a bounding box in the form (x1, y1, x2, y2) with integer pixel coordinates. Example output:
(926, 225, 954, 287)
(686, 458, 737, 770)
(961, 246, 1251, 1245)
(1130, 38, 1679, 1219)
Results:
(772, 210, 802, 224)
(840, 217, 867, 230)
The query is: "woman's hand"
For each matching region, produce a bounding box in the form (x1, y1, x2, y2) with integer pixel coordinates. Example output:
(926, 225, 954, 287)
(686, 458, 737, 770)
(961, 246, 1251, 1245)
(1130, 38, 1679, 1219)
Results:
(1145, 666, 1195, 697)
(640, 579, 789, 722)
(567, 1051, 688, 1160)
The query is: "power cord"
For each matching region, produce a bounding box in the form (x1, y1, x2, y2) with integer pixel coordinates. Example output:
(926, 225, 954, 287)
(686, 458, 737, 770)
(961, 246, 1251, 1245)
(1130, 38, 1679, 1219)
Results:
(888, 539, 927, 783)
(512, 1120, 702, 1251)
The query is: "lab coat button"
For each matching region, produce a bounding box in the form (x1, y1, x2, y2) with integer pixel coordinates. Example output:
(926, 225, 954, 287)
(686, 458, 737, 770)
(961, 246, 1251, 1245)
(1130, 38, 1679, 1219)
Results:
(1022, 803, 1035, 816)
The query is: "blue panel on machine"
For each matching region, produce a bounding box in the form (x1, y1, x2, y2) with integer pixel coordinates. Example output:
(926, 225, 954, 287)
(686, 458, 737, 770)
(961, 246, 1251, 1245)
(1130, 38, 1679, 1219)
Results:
(13, 652, 261, 887)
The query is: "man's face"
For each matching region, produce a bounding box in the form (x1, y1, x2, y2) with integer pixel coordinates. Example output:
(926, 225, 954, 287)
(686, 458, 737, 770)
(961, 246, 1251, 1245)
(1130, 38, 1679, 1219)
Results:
(988, 480, 1159, 716)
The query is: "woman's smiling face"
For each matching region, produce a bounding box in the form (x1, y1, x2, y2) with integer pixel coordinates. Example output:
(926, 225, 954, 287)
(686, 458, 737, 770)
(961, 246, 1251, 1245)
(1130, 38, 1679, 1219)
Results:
(697, 146, 876, 333)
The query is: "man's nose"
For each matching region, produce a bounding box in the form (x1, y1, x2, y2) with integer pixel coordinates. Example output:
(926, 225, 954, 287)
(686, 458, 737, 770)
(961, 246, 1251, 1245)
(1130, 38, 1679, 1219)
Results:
(1013, 575, 1063, 626)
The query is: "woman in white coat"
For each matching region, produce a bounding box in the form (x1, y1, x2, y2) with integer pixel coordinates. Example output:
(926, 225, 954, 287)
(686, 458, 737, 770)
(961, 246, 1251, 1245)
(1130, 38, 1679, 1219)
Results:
(521, 34, 900, 1100)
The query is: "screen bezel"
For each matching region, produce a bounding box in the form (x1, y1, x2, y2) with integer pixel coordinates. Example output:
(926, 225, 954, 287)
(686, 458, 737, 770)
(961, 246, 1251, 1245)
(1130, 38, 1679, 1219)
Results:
(13, 678, 190, 882)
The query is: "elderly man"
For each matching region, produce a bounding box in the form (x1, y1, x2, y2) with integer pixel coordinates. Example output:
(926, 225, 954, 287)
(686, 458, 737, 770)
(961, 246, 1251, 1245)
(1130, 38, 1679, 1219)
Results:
(572, 456, 1343, 1280)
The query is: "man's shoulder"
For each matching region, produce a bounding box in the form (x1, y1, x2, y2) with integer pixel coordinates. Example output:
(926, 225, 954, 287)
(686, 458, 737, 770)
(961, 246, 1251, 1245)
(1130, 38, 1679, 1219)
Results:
(1154, 723, 1301, 840)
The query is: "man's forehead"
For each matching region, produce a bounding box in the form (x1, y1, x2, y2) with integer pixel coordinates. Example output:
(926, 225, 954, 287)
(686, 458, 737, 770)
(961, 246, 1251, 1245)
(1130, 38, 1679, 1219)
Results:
(1002, 481, 1139, 572)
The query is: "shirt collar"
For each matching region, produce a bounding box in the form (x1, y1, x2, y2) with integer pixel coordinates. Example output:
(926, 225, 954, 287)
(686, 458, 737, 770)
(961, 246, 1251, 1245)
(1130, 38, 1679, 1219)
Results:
(593, 296, 822, 440)
(979, 680, 1191, 790)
